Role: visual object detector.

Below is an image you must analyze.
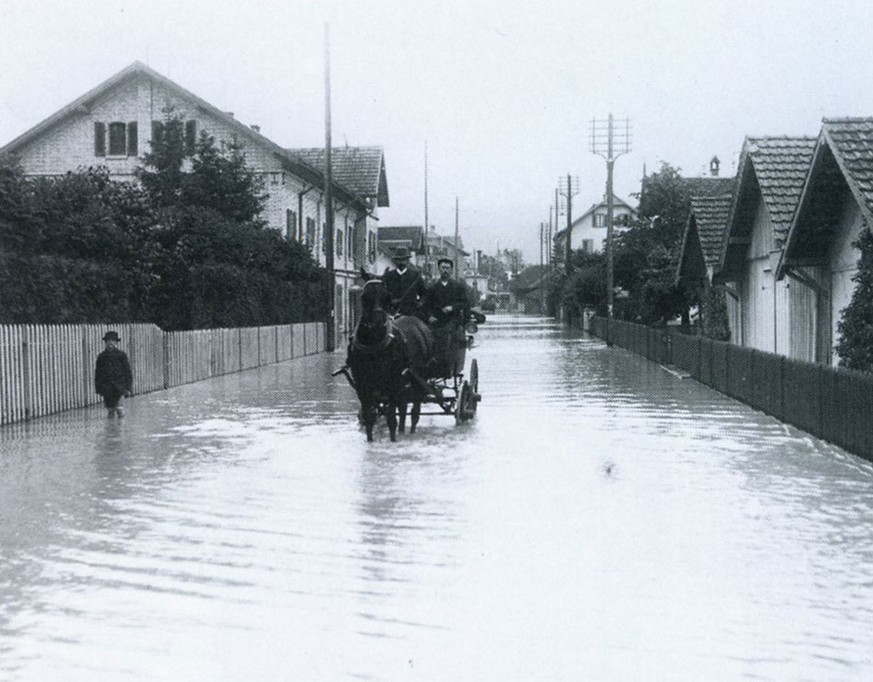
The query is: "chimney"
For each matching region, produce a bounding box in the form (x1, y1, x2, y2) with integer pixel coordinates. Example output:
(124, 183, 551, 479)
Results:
(251, 124, 261, 133)
(710, 155, 720, 177)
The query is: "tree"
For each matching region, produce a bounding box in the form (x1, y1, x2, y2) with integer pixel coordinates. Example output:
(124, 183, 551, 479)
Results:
(610, 162, 694, 323)
(701, 285, 731, 341)
(835, 230, 873, 371)
(183, 134, 267, 226)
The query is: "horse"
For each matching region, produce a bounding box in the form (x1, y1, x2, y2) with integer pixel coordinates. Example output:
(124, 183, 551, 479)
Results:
(346, 278, 434, 441)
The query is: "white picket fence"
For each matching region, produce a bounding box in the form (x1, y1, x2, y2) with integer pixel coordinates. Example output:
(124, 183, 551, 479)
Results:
(0, 322, 326, 425)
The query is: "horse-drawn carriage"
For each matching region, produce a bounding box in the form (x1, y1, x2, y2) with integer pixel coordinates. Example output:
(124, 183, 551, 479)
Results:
(334, 278, 482, 441)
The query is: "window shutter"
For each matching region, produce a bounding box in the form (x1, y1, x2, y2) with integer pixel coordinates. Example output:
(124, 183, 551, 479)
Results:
(285, 210, 296, 241)
(185, 120, 197, 155)
(127, 121, 138, 156)
(94, 122, 106, 157)
(151, 121, 164, 148)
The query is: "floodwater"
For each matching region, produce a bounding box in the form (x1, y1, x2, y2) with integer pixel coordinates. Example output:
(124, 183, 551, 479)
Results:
(1, 315, 873, 681)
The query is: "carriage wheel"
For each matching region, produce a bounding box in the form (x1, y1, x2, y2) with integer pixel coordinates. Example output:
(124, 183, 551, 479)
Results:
(455, 382, 471, 424)
(465, 359, 479, 419)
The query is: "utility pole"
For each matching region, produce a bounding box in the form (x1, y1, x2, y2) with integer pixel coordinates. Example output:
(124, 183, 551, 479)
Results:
(590, 114, 631, 318)
(558, 175, 579, 273)
(423, 141, 429, 277)
(454, 195, 459, 265)
(540, 222, 546, 311)
(323, 22, 335, 351)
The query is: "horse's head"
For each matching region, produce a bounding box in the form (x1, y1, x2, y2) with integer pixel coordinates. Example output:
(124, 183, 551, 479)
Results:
(354, 307, 391, 348)
(352, 280, 393, 350)
(360, 278, 390, 313)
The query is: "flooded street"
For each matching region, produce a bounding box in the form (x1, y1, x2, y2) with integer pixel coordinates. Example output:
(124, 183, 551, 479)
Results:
(2, 315, 873, 680)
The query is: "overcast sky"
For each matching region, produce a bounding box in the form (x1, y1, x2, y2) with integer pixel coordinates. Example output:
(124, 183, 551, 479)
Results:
(2, 0, 873, 263)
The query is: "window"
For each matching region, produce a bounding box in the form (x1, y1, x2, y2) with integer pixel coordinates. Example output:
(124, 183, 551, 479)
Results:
(335, 284, 344, 329)
(336, 228, 344, 256)
(347, 224, 354, 256)
(582, 239, 594, 253)
(285, 209, 297, 241)
(151, 119, 198, 156)
(96, 121, 138, 157)
(368, 232, 376, 263)
(593, 213, 605, 227)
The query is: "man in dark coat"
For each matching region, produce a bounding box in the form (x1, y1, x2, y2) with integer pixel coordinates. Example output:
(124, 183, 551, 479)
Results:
(422, 258, 469, 376)
(95, 330, 133, 418)
(381, 246, 426, 317)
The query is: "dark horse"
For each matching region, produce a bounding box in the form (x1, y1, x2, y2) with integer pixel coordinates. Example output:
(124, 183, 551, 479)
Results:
(346, 279, 434, 441)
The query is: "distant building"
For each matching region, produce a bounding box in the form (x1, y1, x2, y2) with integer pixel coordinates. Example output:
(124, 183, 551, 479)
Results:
(424, 231, 469, 279)
(507, 265, 551, 314)
(376, 225, 427, 273)
(554, 193, 636, 258)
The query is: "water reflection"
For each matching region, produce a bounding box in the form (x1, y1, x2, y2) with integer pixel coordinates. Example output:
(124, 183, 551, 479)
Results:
(1, 317, 873, 680)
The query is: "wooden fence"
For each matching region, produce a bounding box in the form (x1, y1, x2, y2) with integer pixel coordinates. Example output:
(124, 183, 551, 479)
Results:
(0, 322, 326, 425)
(590, 317, 873, 463)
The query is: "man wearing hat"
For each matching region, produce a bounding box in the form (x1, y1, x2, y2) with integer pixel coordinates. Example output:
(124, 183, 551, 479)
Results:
(381, 246, 426, 316)
(422, 258, 470, 376)
(95, 330, 133, 418)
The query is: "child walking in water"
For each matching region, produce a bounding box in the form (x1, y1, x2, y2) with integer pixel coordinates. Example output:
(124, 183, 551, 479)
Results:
(95, 330, 133, 418)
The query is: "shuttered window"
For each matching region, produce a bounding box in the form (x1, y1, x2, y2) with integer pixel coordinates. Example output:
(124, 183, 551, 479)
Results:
(305, 217, 316, 246)
(94, 122, 106, 156)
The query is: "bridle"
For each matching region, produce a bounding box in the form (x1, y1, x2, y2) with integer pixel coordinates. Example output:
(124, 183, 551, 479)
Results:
(351, 305, 395, 355)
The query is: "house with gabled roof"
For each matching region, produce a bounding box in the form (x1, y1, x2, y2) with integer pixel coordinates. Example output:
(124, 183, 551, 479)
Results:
(376, 225, 426, 263)
(0, 61, 389, 348)
(554, 192, 635, 258)
(676, 189, 736, 337)
(508, 265, 551, 314)
(715, 136, 818, 360)
(776, 118, 873, 366)
(677, 193, 734, 286)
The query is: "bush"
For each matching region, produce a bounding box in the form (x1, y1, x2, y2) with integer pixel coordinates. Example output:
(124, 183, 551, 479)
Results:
(836, 231, 873, 371)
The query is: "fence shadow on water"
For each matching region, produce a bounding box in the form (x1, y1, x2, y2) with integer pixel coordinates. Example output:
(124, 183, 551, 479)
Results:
(590, 316, 873, 463)
(1, 322, 326, 425)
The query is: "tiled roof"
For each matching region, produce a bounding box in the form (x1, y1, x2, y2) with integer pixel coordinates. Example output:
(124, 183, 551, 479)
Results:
(690, 194, 734, 268)
(821, 118, 873, 221)
(745, 136, 817, 240)
(683, 176, 735, 198)
(508, 265, 550, 292)
(290, 146, 388, 206)
(719, 136, 815, 276)
(377, 225, 426, 250)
